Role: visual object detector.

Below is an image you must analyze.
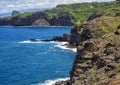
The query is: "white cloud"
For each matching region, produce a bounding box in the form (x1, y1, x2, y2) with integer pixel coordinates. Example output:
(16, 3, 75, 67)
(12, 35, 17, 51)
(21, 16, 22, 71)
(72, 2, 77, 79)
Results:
(0, 0, 115, 15)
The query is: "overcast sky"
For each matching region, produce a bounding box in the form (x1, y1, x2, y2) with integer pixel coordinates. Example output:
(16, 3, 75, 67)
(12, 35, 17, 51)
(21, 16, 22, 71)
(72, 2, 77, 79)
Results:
(0, 0, 115, 15)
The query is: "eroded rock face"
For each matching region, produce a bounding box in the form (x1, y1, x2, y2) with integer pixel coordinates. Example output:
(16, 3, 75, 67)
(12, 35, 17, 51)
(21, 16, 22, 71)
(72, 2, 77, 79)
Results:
(32, 19, 50, 26)
(70, 24, 92, 46)
(50, 13, 74, 26)
(70, 24, 120, 85)
(0, 12, 50, 26)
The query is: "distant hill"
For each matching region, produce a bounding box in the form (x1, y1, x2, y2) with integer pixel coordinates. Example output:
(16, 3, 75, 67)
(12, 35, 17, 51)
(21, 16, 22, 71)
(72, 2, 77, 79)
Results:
(12, 10, 20, 16)
(0, 1, 120, 26)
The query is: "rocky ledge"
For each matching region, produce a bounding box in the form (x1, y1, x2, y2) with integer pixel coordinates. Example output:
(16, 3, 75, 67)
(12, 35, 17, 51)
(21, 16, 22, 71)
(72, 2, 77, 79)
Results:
(54, 15, 120, 85)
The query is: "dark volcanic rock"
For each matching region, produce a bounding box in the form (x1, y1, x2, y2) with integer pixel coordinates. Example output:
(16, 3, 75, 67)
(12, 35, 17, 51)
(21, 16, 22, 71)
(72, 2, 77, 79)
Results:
(52, 34, 70, 42)
(0, 12, 50, 26)
(53, 80, 70, 85)
(87, 12, 105, 21)
(0, 12, 74, 26)
(70, 24, 92, 46)
(50, 12, 74, 26)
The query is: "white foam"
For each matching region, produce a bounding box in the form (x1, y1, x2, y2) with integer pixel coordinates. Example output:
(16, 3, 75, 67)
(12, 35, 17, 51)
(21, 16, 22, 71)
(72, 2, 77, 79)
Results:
(18, 40, 59, 44)
(37, 77, 69, 85)
(18, 40, 77, 52)
(18, 40, 42, 43)
(55, 42, 77, 52)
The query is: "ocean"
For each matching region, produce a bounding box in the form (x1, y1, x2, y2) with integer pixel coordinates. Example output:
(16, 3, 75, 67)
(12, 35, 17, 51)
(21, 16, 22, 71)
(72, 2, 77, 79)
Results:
(0, 26, 75, 85)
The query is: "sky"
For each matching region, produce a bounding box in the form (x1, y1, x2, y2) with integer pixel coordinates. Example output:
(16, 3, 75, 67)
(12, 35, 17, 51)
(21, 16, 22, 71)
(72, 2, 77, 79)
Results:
(0, 0, 115, 16)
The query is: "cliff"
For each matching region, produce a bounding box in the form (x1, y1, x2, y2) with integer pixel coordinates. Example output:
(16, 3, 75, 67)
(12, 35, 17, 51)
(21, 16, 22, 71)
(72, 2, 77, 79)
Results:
(69, 16, 120, 85)
(54, 13, 120, 85)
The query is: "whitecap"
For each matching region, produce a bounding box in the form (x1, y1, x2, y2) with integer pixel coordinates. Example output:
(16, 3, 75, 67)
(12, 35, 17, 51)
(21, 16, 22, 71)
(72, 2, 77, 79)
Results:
(18, 40, 77, 52)
(18, 40, 42, 43)
(35, 77, 69, 85)
(18, 40, 60, 44)
(55, 42, 77, 52)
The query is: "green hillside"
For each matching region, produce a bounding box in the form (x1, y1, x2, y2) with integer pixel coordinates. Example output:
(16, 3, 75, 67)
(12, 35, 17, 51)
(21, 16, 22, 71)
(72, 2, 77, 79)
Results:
(44, 1, 120, 24)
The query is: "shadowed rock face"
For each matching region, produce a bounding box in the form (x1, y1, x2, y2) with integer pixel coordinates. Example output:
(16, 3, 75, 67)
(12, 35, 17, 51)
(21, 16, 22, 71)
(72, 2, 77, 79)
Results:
(87, 12, 105, 21)
(0, 12, 50, 26)
(50, 13, 74, 26)
(0, 12, 74, 26)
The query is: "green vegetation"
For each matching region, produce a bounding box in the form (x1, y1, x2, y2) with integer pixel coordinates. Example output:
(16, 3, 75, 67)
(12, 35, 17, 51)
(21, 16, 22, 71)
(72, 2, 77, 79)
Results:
(2, 1, 120, 25)
(44, 1, 120, 24)
(18, 12, 34, 18)
(86, 16, 120, 39)
(6, 12, 34, 19)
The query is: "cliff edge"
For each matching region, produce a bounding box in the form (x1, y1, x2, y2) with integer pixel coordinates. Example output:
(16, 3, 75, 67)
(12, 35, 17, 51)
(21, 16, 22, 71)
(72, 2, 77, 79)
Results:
(54, 15, 120, 85)
(70, 16, 120, 85)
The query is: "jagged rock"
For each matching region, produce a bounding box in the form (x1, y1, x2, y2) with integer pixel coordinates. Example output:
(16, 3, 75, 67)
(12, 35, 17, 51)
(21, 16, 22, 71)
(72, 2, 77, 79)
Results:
(53, 80, 70, 85)
(52, 34, 70, 42)
(83, 41, 98, 52)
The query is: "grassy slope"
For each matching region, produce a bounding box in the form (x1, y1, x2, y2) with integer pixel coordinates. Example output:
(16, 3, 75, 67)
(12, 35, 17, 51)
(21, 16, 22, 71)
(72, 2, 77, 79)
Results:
(44, 1, 120, 24)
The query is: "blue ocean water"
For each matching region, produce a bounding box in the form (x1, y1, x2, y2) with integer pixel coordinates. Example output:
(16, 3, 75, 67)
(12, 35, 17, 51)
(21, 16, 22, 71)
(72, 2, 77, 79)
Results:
(0, 27, 75, 85)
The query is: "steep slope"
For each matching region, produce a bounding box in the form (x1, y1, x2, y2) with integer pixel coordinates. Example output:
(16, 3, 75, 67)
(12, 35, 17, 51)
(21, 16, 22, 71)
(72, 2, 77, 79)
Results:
(69, 16, 120, 85)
